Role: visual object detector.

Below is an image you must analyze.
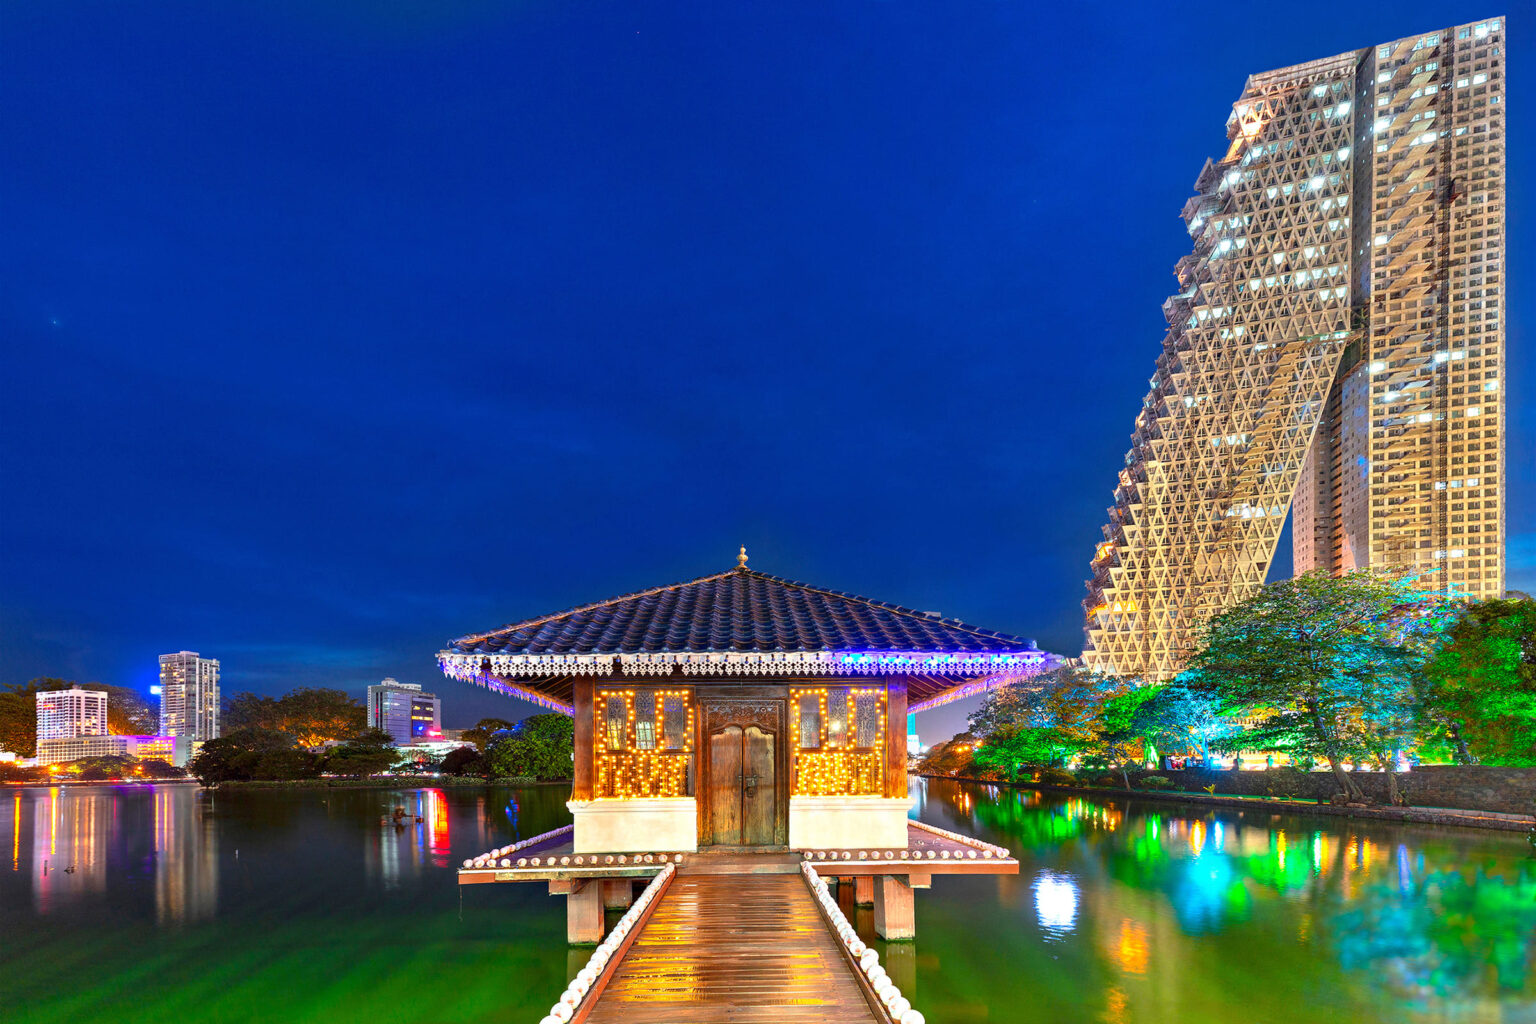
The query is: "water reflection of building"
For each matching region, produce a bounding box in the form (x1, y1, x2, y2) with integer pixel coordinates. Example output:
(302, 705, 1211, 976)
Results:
(32, 787, 109, 910)
(369, 789, 451, 888)
(154, 786, 217, 925)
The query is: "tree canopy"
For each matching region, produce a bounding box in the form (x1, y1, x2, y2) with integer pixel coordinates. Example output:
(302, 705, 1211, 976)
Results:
(223, 687, 364, 747)
(1183, 570, 1445, 801)
(1420, 598, 1536, 765)
(485, 714, 574, 780)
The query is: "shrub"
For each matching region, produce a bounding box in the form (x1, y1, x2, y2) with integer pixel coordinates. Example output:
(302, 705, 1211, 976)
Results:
(1034, 766, 1079, 787)
(1136, 775, 1174, 790)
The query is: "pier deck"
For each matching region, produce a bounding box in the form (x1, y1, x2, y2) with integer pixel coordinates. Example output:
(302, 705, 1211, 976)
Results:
(582, 874, 883, 1023)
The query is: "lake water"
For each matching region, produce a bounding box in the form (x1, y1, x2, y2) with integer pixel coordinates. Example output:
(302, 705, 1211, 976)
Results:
(2, 779, 1532, 1023)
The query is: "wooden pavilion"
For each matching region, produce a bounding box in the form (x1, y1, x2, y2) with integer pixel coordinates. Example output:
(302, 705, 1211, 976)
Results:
(445, 551, 1056, 950)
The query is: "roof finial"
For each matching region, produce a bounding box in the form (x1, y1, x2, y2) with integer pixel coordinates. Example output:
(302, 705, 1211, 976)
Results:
(737, 545, 749, 569)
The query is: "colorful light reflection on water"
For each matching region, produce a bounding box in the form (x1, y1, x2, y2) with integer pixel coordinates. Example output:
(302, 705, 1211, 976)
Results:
(912, 778, 1536, 1022)
(0, 781, 1532, 1024)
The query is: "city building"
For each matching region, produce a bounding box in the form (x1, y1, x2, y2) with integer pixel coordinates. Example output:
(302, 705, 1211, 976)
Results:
(159, 651, 220, 741)
(35, 734, 194, 767)
(1084, 19, 1507, 681)
(36, 688, 108, 740)
(38, 735, 128, 764)
(367, 679, 441, 745)
(125, 734, 194, 767)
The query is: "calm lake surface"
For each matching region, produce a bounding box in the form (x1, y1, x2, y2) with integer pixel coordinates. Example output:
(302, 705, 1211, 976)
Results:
(2, 779, 1533, 1023)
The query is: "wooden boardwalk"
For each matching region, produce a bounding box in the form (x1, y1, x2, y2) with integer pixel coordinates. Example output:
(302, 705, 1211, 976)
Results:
(582, 874, 882, 1023)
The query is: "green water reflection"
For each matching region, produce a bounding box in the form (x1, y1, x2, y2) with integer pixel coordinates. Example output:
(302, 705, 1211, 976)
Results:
(913, 778, 1536, 1023)
(1, 781, 1532, 1023)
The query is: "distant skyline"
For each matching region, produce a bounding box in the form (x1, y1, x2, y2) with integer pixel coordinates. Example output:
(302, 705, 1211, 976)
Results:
(3, 3, 1528, 740)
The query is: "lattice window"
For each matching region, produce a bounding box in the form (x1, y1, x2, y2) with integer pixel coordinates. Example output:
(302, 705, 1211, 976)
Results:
(791, 686, 886, 796)
(594, 689, 694, 799)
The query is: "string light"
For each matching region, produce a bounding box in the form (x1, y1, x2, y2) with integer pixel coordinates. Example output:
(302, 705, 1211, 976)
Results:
(791, 686, 886, 797)
(595, 688, 694, 799)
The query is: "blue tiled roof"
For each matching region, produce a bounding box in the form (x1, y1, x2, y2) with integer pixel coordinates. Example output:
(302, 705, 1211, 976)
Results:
(448, 567, 1038, 657)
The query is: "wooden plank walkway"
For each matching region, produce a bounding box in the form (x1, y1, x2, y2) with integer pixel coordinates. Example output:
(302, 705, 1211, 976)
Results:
(582, 874, 882, 1023)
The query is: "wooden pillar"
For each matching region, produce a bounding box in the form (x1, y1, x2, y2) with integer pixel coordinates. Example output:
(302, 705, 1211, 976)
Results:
(885, 678, 908, 799)
(565, 880, 604, 945)
(854, 875, 874, 906)
(573, 680, 594, 802)
(873, 874, 915, 941)
(602, 879, 633, 909)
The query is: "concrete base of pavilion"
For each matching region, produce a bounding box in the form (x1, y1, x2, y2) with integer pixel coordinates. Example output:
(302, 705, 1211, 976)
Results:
(459, 819, 1017, 943)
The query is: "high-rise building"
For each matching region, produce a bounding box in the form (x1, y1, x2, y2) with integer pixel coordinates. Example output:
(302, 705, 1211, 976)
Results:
(36, 688, 108, 740)
(366, 679, 441, 745)
(1085, 19, 1506, 681)
(159, 651, 220, 741)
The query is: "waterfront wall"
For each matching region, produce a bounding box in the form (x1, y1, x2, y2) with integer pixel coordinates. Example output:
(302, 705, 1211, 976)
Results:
(1136, 766, 1536, 815)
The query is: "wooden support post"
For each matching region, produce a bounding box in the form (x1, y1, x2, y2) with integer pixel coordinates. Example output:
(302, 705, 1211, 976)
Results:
(873, 874, 915, 941)
(565, 880, 604, 945)
(573, 680, 594, 802)
(602, 879, 633, 909)
(854, 875, 874, 906)
(885, 679, 908, 799)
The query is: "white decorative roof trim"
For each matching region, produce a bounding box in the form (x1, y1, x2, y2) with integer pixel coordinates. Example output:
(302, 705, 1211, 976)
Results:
(906, 655, 1064, 714)
(441, 648, 1051, 685)
(439, 655, 576, 715)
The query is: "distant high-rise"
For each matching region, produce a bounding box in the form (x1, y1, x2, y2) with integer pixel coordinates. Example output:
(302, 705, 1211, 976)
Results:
(36, 688, 108, 740)
(1085, 19, 1507, 682)
(366, 679, 441, 745)
(159, 652, 220, 741)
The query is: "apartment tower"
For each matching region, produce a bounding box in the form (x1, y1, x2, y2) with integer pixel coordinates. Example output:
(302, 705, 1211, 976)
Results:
(1084, 19, 1506, 681)
(159, 651, 221, 741)
(366, 679, 441, 745)
(36, 688, 109, 740)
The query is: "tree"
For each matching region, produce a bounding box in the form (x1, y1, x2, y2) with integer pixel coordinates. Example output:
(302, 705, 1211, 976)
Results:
(1420, 598, 1536, 765)
(462, 718, 517, 752)
(224, 688, 364, 747)
(190, 728, 300, 784)
(323, 728, 397, 778)
(223, 692, 284, 732)
(276, 688, 366, 746)
(916, 734, 981, 776)
(485, 714, 574, 780)
(970, 726, 1073, 777)
(1133, 679, 1233, 768)
(1081, 686, 1157, 789)
(0, 689, 36, 756)
(1184, 570, 1442, 803)
(251, 748, 322, 780)
(967, 667, 1140, 780)
(441, 745, 487, 777)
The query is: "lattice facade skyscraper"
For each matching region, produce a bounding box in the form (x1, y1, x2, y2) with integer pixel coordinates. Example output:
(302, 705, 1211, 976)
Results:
(1084, 19, 1507, 682)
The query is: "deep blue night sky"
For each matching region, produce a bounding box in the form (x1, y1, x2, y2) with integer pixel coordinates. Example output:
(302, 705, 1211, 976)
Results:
(3, 2, 1529, 741)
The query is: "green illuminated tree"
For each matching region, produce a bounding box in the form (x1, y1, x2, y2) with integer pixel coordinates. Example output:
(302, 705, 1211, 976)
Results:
(1420, 598, 1536, 765)
(1183, 570, 1440, 803)
(485, 714, 574, 780)
(1131, 678, 1232, 768)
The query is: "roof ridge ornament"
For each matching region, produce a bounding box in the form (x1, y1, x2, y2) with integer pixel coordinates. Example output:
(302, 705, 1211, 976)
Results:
(737, 545, 748, 569)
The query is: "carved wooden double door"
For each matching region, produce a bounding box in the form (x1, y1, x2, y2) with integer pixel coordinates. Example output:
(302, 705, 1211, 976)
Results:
(701, 699, 784, 847)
